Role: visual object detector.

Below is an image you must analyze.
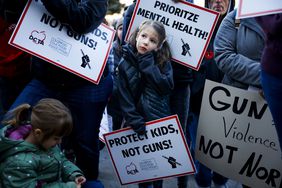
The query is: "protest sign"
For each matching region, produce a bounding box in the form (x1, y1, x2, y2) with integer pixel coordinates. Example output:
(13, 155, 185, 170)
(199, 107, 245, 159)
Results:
(237, 0, 282, 19)
(125, 0, 219, 70)
(9, 0, 115, 84)
(103, 115, 195, 185)
(195, 80, 282, 188)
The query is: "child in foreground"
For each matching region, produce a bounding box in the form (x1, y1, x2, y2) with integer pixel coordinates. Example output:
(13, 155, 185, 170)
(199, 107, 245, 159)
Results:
(0, 98, 86, 188)
(117, 20, 174, 188)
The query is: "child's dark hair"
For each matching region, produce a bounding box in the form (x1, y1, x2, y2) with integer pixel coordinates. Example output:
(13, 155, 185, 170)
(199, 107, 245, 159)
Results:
(128, 20, 171, 66)
(2, 98, 73, 141)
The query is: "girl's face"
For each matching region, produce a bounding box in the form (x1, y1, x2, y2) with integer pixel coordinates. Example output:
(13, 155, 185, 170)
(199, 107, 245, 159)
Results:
(40, 135, 62, 150)
(136, 26, 159, 54)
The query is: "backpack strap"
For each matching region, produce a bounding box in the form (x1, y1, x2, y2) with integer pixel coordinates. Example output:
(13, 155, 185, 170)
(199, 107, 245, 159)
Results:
(235, 19, 240, 29)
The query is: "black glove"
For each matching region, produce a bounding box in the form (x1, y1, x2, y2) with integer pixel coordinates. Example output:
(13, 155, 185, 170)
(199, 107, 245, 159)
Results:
(131, 123, 146, 135)
(137, 52, 155, 72)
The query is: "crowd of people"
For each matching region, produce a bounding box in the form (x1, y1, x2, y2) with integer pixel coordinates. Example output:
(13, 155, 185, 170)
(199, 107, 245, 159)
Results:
(0, 0, 281, 187)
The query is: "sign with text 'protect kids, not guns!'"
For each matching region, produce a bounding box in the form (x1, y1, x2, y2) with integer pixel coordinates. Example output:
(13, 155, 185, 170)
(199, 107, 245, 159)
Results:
(9, 0, 115, 85)
(103, 115, 196, 185)
(196, 80, 282, 188)
(236, 0, 282, 19)
(125, 0, 219, 71)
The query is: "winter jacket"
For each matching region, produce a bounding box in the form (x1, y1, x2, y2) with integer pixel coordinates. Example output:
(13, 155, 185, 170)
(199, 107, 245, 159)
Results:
(118, 44, 174, 134)
(190, 36, 224, 115)
(0, 125, 84, 188)
(107, 40, 123, 117)
(256, 13, 282, 79)
(214, 10, 265, 89)
(31, 0, 108, 88)
(189, 0, 236, 115)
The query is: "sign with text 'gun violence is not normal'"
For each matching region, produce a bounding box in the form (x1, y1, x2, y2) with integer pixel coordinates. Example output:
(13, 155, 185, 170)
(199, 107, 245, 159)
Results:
(125, 0, 219, 70)
(103, 115, 195, 185)
(196, 80, 282, 188)
(9, 0, 115, 84)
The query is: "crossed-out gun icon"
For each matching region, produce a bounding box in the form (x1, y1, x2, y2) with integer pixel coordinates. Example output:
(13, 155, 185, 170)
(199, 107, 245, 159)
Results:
(80, 49, 91, 69)
(181, 39, 192, 57)
(162, 155, 182, 168)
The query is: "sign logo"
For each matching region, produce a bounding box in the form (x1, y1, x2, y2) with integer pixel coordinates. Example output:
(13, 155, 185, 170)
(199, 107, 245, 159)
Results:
(126, 162, 139, 175)
(29, 30, 46, 45)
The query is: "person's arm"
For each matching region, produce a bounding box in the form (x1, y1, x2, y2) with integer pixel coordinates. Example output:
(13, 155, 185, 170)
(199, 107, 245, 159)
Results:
(121, 3, 136, 44)
(117, 60, 146, 135)
(1, 156, 77, 188)
(52, 147, 84, 182)
(41, 0, 107, 34)
(214, 10, 261, 86)
(138, 53, 174, 95)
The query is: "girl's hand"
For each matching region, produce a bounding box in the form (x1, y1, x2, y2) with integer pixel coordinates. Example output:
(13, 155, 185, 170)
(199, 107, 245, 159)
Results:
(75, 176, 86, 185)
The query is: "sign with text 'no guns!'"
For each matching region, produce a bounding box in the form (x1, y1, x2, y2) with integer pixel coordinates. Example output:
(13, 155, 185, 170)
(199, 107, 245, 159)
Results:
(103, 115, 195, 185)
(196, 80, 282, 188)
(125, 0, 219, 71)
(236, 0, 282, 19)
(9, 0, 115, 85)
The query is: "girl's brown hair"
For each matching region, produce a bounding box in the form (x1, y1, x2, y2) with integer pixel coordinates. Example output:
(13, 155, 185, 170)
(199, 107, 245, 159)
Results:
(3, 98, 73, 141)
(128, 20, 171, 67)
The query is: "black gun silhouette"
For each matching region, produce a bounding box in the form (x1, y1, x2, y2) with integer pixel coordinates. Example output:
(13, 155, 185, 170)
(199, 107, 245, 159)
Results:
(181, 39, 191, 57)
(162, 155, 182, 168)
(81, 49, 91, 69)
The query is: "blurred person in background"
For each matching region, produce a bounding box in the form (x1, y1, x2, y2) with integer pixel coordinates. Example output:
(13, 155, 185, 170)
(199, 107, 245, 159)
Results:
(187, 0, 235, 187)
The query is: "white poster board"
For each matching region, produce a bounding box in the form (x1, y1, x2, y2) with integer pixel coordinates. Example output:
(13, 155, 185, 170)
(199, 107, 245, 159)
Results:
(125, 0, 219, 70)
(9, 0, 115, 84)
(237, 0, 282, 19)
(103, 115, 195, 185)
(196, 80, 282, 188)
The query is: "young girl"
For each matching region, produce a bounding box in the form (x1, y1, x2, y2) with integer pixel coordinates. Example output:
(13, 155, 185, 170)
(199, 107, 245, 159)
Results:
(0, 98, 86, 188)
(117, 20, 174, 188)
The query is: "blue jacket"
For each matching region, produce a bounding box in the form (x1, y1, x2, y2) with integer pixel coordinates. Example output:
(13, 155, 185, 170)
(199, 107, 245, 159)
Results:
(32, 0, 108, 88)
(118, 44, 174, 133)
(214, 10, 265, 89)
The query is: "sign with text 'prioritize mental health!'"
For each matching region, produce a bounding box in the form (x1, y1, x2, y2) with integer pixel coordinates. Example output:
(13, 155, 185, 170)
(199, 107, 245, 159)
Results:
(125, 0, 219, 70)
(196, 80, 282, 188)
(9, 0, 115, 85)
(103, 115, 195, 185)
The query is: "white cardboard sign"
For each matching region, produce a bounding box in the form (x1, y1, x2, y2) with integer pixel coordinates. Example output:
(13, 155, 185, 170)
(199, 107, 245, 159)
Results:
(196, 80, 282, 188)
(9, 0, 115, 84)
(125, 0, 219, 70)
(103, 115, 195, 185)
(237, 0, 282, 19)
